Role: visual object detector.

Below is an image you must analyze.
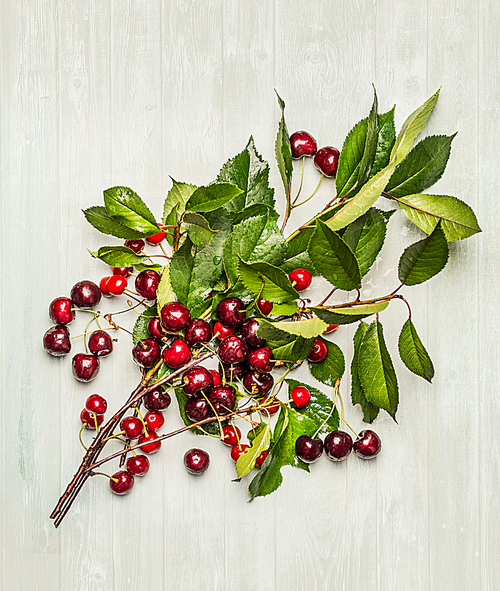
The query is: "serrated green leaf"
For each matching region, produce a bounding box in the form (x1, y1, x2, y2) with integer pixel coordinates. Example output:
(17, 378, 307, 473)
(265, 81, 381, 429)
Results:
(132, 305, 158, 343)
(308, 338, 345, 387)
(395, 193, 481, 241)
(398, 318, 434, 382)
(272, 337, 315, 363)
(83, 206, 148, 239)
(275, 91, 293, 199)
(271, 317, 328, 339)
(313, 300, 390, 325)
(238, 259, 299, 303)
(218, 137, 275, 212)
(89, 246, 150, 268)
(390, 89, 441, 163)
(308, 220, 361, 290)
(135, 263, 163, 273)
(230, 203, 275, 225)
(156, 264, 175, 312)
(170, 238, 195, 304)
(358, 320, 399, 418)
(398, 224, 449, 285)
(370, 107, 396, 177)
(357, 88, 379, 187)
(286, 379, 339, 435)
(162, 179, 197, 224)
(271, 301, 299, 316)
(103, 186, 160, 235)
(351, 321, 379, 423)
(281, 228, 316, 274)
(342, 208, 388, 276)
(183, 212, 217, 246)
(386, 134, 456, 198)
(236, 422, 271, 478)
(185, 183, 243, 213)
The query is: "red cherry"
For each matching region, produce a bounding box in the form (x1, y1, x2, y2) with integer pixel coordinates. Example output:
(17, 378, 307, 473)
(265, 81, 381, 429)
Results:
(255, 450, 269, 468)
(291, 386, 311, 408)
(314, 146, 340, 177)
(143, 387, 171, 412)
(120, 416, 144, 439)
(243, 372, 274, 397)
(160, 302, 191, 331)
(112, 267, 133, 277)
(124, 239, 145, 253)
(132, 338, 161, 368)
(221, 424, 241, 447)
(307, 339, 328, 363)
(295, 434, 323, 463)
(144, 411, 165, 432)
(109, 471, 134, 495)
(290, 131, 318, 159)
(106, 275, 128, 295)
(260, 396, 280, 415)
(183, 448, 210, 475)
(126, 455, 150, 476)
(162, 339, 192, 368)
(208, 385, 237, 415)
(43, 325, 71, 356)
(324, 324, 339, 334)
(324, 430, 353, 462)
(182, 366, 214, 395)
(146, 224, 167, 245)
(218, 336, 248, 365)
(257, 298, 273, 316)
(213, 322, 236, 339)
(185, 395, 213, 422)
(353, 430, 381, 459)
(138, 432, 162, 454)
(100, 277, 112, 298)
(216, 297, 246, 327)
(85, 394, 107, 414)
(230, 444, 250, 462)
(71, 280, 102, 308)
(88, 330, 113, 357)
(135, 270, 160, 300)
(289, 268, 312, 291)
(209, 369, 222, 387)
(49, 297, 75, 325)
(185, 319, 213, 346)
(147, 317, 168, 341)
(240, 318, 266, 348)
(72, 353, 100, 382)
(247, 347, 274, 373)
(80, 408, 104, 430)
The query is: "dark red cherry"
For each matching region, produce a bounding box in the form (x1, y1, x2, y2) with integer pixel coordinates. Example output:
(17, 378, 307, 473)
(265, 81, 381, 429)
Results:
(353, 430, 381, 459)
(124, 239, 145, 253)
(295, 434, 323, 463)
(49, 297, 75, 325)
(243, 372, 274, 396)
(307, 339, 328, 363)
(209, 369, 222, 387)
(255, 450, 269, 468)
(182, 366, 214, 395)
(260, 396, 280, 415)
(43, 325, 71, 356)
(85, 394, 107, 414)
(219, 336, 248, 364)
(324, 430, 353, 462)
(138, 432, 161, 454)
(257, 298, 273, 316)
(80, 408, 104, 429)
(126, 455, 150, 476)
(135, 270, 160, 300)
(216, 297, 246, 327)
(185, 395, 213, 423)
(291, 386, 311, 408)
(219, 362, 247, 383)
(240, 317, 266, 348)
(213, 322, 236, 339)
(185, 318, 213, 346)
(106, 275, 128, 296)
(162, 339, 191, 368)
(109, 470, 135, 495)
(72, 353, 100, 382)
(160, 302, 191, 331)
(290, 130, 318, 159)
(120, 416, 144, 439)
(88, 330, 113, 357)
(289, 268, 312, 291)
(144, 411, 165, 432)
(314, 146, 340, 177)
(247, 347, 274, 373)
(132, 338, 161, 368)
(70, 280, 102, 308)
(100, 277, 112, 297)
(147, 317, 168, 341)
(112, 267, 133, 277)
(230, 444, 249, 462)
(184, 448, 210, 475)
(221, 424, 242, 447)
(208, 385, 237, 415)
(143, 387, 171, 412)
(146, 224, 167, 245)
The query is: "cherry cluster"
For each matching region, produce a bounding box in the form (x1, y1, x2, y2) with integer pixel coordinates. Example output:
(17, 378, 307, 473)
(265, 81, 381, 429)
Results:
(295, 428, 381, 464)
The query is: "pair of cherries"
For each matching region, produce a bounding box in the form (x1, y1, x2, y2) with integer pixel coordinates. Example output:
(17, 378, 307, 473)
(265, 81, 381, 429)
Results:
(290, 131, 340, 178)
(100, 267, 132, 297)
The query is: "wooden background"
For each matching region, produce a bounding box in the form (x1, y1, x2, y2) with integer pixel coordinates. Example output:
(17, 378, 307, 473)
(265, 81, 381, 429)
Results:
(1, 0, 498, 589)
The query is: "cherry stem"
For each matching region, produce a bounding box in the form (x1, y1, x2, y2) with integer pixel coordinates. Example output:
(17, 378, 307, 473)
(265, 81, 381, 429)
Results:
(292, 174, 323, 208)
(317, 287, 337, 307)
(89, 471, 118, 482)
(159, 242, 170, 259)
(292, 157, 306, 203)
(78, 424, 88, 451)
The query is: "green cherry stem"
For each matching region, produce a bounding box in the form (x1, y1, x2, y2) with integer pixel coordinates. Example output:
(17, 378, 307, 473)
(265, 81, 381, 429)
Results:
(292, 174, 324, 208)
(292, 157, 306, 203)
(78, 424, 89, 451)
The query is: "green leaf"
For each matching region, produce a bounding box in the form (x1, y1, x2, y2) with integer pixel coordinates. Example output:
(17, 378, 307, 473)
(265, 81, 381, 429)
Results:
(307, 338, 345, 387)
(351, 321, 379, 423)
(281, 228, 316, 274)
(357, 87, 379, 187)
(395, 193, 481, 241)
(132, 305, 157, 343)
(390, 88, 441, 163)
(170, 238, 195, 304)
(342, 208, 388, 276)
(88, 246, 150, 268)
(103, 186, 160, 235)
(83, 206, 148, 239)
(358, 320, 399, 418)
(398, 224, 449, 285)
(313, 300, 389, 325)
(230, 203, 275, 225)
(286, 379, 339, 435)
(386, 134, 456, 198)
(398, 318, 434, 382)
(271, 337, 315, 364)
(274, 91, 293, 198)
(370, 107, 396, 177)
(238, 259, 299, 303)
(308, 220, 361, 290)
(236, 422, 271, 478)
(223, 214, 286, 286)
(156, 265, 175, 312)
(162, 179, 197, 224)
(183, 212, 217, 246)
(218, 137, 275, 212)
(270, 317, 328, 339)
(271, 301, 299, 316)
(185, 183, 243, 213)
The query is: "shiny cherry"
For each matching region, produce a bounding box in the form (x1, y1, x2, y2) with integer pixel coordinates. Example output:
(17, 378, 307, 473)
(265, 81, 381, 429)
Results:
(247, 347, 274, 373)
(290, 131, 318, 159)
(146, 224, 167, 245)
(230, 444, 249, 462)
(307, 339, 328, 363)
(80, 408, 104, 430)
(160, 302, 191, 331)
(135, 270, 160, 300)
(85, 394, 107, 414)
(126, 455, 150, 476)
(353, 430, 381, 459)
(88, 330, 113, 357)
(147, 317, 168, 341)
(144, 411, 165, 432)
(257, 298, 273, 316)
(124, 239, 145, 253)
(109, 470, 135, 495)
(143, 387, 171, 412)
(138, 432, 161, 454)
(112, 267, 133, 277)
(72, 353, 100, 382)
(243, 372, 274, 396)
(260, 396, 280, 415)
(209, 369, 222, 387)
(120, 416, 145, 439)
(216, 297, 246, 327)
(132, 338, 161, 368)
(314, 146, 340, 177)
(221, 424, 242, 447)
(240, 317, 266, 348)
(255, 450, 269, 468)
(185, 318, 213, 346)
(182, 366, 213, 395)
(43, 325, 71, 356)
(185, 395, 213, 423)
(208, 385, 237, 415)
(100, 277, 112, 297)
(219, 336, 248, 364)
(289, 268, 312, 291)
(49, 297, 75, 325)
(295, 434, 323, 463)
(162, 339, 191, 368)
(324, 430, 353, 462)
(291, 386, 311, 408)
(213, 322, 236, 339)
(106, 275, 127, 295)
(184, 448, 210, 475)
(70, 280, 102, 308)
